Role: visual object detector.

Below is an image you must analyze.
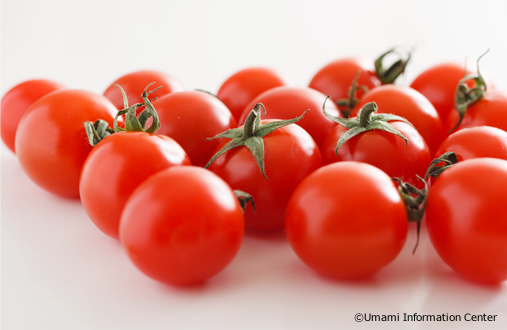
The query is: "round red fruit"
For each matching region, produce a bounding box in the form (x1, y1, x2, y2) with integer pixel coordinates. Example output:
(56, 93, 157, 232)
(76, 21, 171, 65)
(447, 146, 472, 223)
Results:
(286, 162, 408, 279)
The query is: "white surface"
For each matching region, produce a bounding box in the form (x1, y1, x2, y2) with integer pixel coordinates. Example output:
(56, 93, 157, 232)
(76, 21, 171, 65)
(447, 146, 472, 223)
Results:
(2, 0, 507, 329)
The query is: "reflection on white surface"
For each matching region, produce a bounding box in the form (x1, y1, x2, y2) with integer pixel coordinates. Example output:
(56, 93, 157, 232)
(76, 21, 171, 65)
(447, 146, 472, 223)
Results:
(2, 142, 506, 329)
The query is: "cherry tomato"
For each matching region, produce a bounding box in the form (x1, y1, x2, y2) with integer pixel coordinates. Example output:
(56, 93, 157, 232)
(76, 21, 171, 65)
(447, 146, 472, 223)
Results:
(321, 119, 431, 189)
(120, 166, 244, 286)
(309, 57, 381, 111)
(80, 132, 191, 239)
(238, 87, 339, 148)
(435, 126, 507, 161)
(410, 62, 472, 123)
(154, 91, 236, 167)
(15, 89, 117, 198)
(217, 67, 291, 122)
(352, 85, 447, 155)
(446, 90, 507, 133)
(286, 162, 408, 279)
(208, 120, 322, 231)
(103, 70, 184, 112)
(1, 79, 65, 153)
(426, 158, 507, 283)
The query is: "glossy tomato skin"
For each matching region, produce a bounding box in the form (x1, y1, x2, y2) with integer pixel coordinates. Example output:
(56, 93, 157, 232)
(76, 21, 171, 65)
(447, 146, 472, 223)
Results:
(80, 132, 191, 239)
(426, 158, 507, 284)
(1, 79, 65, 153)
(154, 91, 237, 167)
(103, 70, 184, 112)
(308, 57, 381, 105)
(286, 162, 408, 279)
(321, 121, 431, 188)
(15, 89, 117, 198)
(410, 63, 471, 122)
(352, 85, 447, 155)
(120, 166, 244, 286)
(435, 126, 507, 161)
(217, 67, 291, 122)
(208, 121, 322, 231)
(446, 91, 507, 133)
(238, 87, 339, 148)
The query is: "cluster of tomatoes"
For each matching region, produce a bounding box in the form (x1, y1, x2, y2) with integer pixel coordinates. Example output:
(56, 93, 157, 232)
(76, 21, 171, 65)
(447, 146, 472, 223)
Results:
(2, 47, 507, 286)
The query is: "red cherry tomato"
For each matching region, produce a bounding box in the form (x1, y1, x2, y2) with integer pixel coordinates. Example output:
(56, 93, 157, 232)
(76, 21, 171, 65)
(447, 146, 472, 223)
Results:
(426, 158, 507, 283)
(352, 85, 447, 155)
(1, 79, 65, 153)
(80, 132, 191, 239)
(446, 90, 507, 133)
(435, 126, 507, 161)
(217, 67, 291, 121)
(208, 120, 322, 231)
(238, 87, 339, 148)
(286, 162, 408, 279)
(410, 63, 472, 123)
(103, 70, 184, 112)
(308, 57, 381, 106)
(321, 120, 431, 188)
(15, 89, 117, 198)
(154, 91, 236, 167)
(120, 166, 244, 286)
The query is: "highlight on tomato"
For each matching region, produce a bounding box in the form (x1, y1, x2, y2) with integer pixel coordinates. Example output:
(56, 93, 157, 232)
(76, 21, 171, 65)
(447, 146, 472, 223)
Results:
(120, 166, 245, 286)
(152, 90, 237, 167)
(425, 158, 507, 284)
(1, 79, 66, 154)
(80, 84, 191, 239)
(103, 70, 184, 114)
(351, 85, 447, 155)
(217, 67, 292, 122)
(321, 100, 431, 188)
(15, 89, 117, 198)
(238, 86, 340, 148)
(206, 103, 322, 231)
(308, 47, 411, 117)
(286, 161, 408, 279)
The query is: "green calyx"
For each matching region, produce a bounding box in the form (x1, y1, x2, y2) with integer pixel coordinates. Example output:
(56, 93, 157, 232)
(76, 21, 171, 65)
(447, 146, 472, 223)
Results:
(84, 83, 162, 147)
(392, 176, 428, 254)
(335, 69, 370, 118)
(424, 151, 459, 180)
(450, 50, 489, 132)
(323, 98, 412, 155)
(113, 83, 161, 134)
(374, 46, 412, 84)
(85, 119, 114, 147)
(204, 103, 309, 179)
(234, 190, 256, 214)
(393, 151, 459, 254)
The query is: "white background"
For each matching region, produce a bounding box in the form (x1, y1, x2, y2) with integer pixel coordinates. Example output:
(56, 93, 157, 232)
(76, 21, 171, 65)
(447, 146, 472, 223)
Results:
(2, 0, 507, 329)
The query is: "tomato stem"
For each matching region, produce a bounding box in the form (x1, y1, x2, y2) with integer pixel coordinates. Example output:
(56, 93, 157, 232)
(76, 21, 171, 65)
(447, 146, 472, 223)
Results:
(450, 50, 489, 132)
(234, 190, 256, 214)
(243, 104, 265, 137)
(85, 83, 163, 147)
(335, 70, 369, 118)
(322, 98, 412, 154)
(424, 151, 459, 180)
(205, 103, 309, 179)
(113, 83, 162, 134)
(84, 119, 114, 146)
(392, 175, 428, 254)
(374, 46, 412, 84)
